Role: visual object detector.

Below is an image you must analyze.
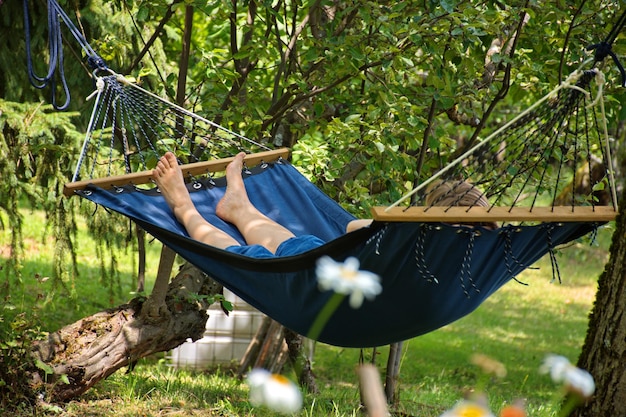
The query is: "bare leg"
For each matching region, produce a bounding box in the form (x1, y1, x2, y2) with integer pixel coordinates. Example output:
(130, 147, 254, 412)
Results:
(153, 152, 240, 249)
(216, 152, 295, 254)
(346, 219, 372, 233)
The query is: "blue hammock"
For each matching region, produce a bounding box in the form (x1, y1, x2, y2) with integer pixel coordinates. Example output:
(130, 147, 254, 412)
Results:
(77, 161, 596, 348)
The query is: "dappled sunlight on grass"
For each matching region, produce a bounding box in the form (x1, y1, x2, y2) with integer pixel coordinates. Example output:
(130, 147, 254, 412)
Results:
(70, 361, 254, 416)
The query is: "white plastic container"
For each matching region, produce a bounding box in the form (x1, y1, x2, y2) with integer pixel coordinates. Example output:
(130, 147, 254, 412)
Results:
(169, 289, 265, 369)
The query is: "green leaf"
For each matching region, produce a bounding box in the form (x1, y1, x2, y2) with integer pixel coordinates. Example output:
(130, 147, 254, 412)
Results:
(592, 181, 606, 191)
(35, 359, 54, 375)
(439, 0, 457, 13)
(221, 300, 233, 312)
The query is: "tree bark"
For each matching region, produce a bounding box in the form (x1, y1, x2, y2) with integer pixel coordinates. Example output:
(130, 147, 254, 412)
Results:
(237, 318, 318, 393)
(29, 263, 223, 402)
(573, 185, 626, 416)
(284, 328, 319, 394)
(250, 319, 288, 373)
(384, 341, 402, 406)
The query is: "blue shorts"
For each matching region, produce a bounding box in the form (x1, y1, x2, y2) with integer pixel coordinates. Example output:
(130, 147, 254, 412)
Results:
(225, 235, 325, 258)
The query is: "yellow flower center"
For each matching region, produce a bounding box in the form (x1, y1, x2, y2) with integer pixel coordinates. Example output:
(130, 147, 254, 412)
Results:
(270, 374, 290, 386)
(339, 267, 358, 280)
(457, 404, 488, 417)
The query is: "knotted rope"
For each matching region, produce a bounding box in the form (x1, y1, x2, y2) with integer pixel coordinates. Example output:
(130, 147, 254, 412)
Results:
(22, 0, 108, 110)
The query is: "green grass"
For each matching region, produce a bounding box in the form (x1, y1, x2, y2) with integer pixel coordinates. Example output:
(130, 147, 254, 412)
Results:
(1, 209, 155, 328)
(0, 207, 613, 416)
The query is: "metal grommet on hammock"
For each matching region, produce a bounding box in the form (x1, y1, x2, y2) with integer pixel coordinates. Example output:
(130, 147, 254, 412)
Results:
(200, 171, 217, 188)
(455, 227, 482, 237)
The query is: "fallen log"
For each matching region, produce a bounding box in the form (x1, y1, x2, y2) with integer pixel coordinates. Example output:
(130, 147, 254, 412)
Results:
(29, 263, 223, 402)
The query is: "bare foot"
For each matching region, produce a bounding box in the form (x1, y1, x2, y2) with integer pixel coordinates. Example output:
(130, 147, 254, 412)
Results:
(216, 152, 253, 223)
(152, 152, 195, 221)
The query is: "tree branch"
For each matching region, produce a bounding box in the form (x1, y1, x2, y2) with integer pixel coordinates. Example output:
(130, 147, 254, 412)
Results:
(463, 4, 529, 151)
(559, 0, 587, 84)
(213, 1, 259, 127)
(125, 1, 182, 75)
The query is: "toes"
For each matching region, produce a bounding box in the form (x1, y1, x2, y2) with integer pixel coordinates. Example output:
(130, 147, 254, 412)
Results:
(158, 152, 177, 169)
(231, 152, 246, 169)
(153, 164, 163, 179)
(154, 152, 179, 181)
(164, 152, 178, 165)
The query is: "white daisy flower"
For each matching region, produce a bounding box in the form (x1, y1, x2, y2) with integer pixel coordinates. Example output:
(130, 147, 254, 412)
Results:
(247, 368, 302, 414)
(540, 354, 595, 398)
(315, 256, 382, 308)
(439, 399, 496, 417)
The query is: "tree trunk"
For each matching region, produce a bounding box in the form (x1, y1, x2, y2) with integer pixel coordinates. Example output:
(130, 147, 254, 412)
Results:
(284, 328, 319, 394)
(249, 319, 288, 373)
(573, 186, 626, 416)
(29, 263, 223, 402)
(384, 341, 402, 406)
(238, 317, 318, 393)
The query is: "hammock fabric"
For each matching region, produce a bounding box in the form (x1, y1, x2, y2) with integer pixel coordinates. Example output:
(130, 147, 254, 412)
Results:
(78, 160, 597, 348)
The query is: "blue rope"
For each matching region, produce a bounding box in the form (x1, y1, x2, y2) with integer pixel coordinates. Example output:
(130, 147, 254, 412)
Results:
(22, 0, 108, 110)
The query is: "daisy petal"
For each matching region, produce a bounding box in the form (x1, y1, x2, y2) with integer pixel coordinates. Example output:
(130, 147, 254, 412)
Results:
(315, 256, 382, 309)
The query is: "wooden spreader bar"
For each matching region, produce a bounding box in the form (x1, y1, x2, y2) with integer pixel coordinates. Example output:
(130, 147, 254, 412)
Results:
(63, 148, 290, 197)
(371, 205, 617, 223)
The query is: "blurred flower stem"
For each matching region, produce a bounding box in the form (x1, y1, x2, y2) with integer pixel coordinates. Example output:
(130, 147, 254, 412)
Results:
(307, 292, 344, 341)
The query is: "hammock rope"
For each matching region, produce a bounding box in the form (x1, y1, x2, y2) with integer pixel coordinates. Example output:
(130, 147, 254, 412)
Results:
(415, 225, 439, 284)
(459, 229, 479, 298)
(385, 68, 618, 218)
(66, 67, 619, 227)
(22, 0, 108, 110)
(69, 73, 274, 187)
(588, 6, 626, 87)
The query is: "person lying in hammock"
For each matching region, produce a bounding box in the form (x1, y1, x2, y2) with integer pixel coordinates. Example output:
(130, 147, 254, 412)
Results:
(152, 152, 495, 257)
(153, 151, 350, 258)
(424, 179, 498, 230)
